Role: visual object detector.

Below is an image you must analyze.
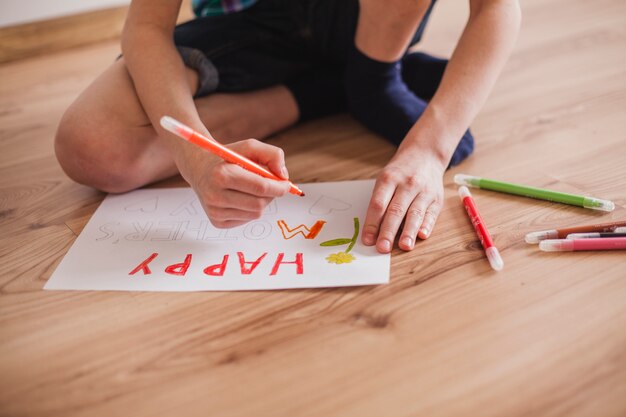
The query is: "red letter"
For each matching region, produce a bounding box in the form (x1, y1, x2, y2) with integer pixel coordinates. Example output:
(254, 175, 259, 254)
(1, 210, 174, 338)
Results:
(165, 254, 192, 276)
(237, 252, 267, 275)
(129, 252, 158, 275)
(270, 253, 303, 276)
(204, 254, 229, 276)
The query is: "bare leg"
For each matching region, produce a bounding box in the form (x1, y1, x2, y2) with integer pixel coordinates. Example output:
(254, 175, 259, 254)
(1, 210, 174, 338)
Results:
(356, 0, 429, 61)
(55, 59, 299, 193)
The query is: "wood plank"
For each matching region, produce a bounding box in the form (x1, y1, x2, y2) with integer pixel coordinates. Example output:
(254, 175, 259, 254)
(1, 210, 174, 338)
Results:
(0, 7, 129, 64)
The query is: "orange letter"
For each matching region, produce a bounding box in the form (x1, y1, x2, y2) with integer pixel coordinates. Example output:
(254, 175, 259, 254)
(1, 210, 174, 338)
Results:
(129, 253, 158, 275)
(270, 253, 303, 275)
(203, 255, 229, 276)
(165, 254, 192, 276)
(237, 252, 267, 275)
(277, 220, 326, 239)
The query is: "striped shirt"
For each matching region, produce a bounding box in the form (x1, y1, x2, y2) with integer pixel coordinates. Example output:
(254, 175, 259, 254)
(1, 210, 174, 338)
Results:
(192, 0, 259, 17)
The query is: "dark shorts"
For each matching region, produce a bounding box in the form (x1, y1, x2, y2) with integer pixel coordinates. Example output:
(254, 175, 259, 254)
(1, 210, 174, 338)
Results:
(174, 0, 436, 121)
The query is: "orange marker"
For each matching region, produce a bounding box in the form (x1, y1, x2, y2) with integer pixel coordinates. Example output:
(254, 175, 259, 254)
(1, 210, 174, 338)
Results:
(160, 116, 304, 196)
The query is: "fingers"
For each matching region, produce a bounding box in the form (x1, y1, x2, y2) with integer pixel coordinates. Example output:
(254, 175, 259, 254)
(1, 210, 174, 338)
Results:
(231, 139, 289, 179)
(363, 166, 444, 253)
(205, 207, 264, 228)
(417, 201, 442, 240)
(362, 177, 396, 247)
(200, 184, 275, 227)
(397, 196, 429, 250)
(211, 189, 273, 213)
(195, 139, 291, 227)
(399, 199, 442, 250)
(375, 190, 415, 253)
(209, 218, 253, 229)
(213, 159, 290, 198)
(200, 190, 273, 228)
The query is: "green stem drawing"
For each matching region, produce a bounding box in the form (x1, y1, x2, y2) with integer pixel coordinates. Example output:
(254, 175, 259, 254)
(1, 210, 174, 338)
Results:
(320, 217, 360, 264)
(346, 217, 359, 253)
(320, 217, 359, 253)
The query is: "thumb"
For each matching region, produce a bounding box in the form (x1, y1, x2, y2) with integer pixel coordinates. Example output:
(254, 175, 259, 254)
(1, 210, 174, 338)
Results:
(235, 139, 289, 180)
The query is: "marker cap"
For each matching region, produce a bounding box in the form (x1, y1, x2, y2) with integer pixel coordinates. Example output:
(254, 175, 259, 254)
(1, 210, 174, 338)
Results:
(539, 239, 575, 252)
(485, 247, 504, 271)
(454, 174, 481, 188)
(161, 116, 188, 136)
(525, 230, 558, 244)
(458, 185, 472, 199)
(582, 197, 615, 212)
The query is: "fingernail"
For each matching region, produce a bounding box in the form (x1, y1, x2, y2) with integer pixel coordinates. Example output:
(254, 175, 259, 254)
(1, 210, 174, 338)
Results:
(363, 233, 375, 245)
(281, 166, 289, 179)
(401, 237, 413, 249)
(379, 239, 391, 252)
(420, 228, 430, 238)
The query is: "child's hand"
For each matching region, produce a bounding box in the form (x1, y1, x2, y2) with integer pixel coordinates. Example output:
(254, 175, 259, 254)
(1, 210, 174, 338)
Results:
(180, 139, 291, 228)
(362, 146, 446, 253)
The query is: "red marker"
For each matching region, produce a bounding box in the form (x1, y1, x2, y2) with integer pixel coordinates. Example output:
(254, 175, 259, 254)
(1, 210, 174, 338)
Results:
(458, 186, 504, 271)
(539, 237, 626, 251)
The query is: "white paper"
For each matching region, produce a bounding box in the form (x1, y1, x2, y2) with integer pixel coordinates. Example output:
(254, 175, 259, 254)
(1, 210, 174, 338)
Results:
(45, 180, 390, 291)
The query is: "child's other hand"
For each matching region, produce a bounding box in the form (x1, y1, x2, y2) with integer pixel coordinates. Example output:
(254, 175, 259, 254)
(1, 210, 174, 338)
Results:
(181, 139, 290, 228)
(362, 146, 446, 253)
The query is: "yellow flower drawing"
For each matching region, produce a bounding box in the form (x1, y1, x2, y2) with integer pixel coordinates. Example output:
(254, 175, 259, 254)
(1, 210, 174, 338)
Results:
(321, 217, 360, 265)
(326, 252, 356, 264)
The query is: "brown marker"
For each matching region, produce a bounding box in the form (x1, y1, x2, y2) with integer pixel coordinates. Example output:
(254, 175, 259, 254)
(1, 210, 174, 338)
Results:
(525, 220, 626, 243)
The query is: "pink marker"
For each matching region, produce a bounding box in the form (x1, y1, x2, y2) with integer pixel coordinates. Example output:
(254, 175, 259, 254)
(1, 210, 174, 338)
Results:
(539, 237, 626, 252)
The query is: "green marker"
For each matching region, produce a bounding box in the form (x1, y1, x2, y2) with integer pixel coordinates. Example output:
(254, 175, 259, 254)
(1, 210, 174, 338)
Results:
(454, 174, 615, 212)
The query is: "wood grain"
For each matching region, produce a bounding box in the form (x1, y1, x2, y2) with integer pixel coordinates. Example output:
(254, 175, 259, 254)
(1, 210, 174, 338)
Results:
(1, 0, 625, 416)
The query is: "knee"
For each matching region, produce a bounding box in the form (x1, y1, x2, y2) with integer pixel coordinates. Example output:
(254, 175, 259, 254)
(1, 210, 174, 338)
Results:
(55, 105, 139, 194)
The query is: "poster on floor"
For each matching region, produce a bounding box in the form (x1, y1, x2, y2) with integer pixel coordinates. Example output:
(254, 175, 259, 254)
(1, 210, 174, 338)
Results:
(45, 180, 390, 291)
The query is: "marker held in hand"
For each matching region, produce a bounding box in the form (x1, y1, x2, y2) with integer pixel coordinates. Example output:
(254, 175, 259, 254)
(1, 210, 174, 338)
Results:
(160, 116, 304, 197)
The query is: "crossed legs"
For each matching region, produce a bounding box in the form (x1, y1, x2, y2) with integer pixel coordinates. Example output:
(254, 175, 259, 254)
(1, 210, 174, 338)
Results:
(55, 59, 299, 193)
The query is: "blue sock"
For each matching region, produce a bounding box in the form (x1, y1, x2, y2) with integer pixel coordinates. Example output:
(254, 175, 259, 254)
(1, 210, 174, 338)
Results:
(345, 48, 473, 167)
(401, 51, 448, 100)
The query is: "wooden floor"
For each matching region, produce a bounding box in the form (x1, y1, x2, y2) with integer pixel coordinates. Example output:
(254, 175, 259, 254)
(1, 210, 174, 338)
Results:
(1, 0, 625, 416)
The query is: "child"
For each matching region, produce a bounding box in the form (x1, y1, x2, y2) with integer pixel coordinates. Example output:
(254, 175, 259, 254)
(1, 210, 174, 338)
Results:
(55, 0, 521, 253)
